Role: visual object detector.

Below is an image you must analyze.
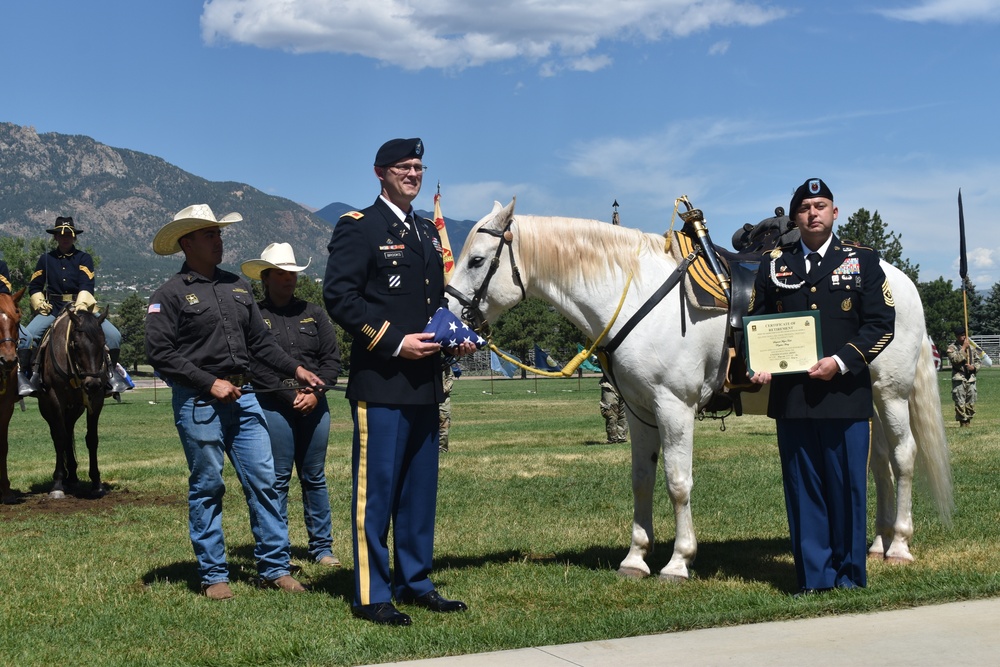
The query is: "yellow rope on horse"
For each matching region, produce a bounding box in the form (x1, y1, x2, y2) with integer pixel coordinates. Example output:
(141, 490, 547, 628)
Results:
(488, 271, 635, 378)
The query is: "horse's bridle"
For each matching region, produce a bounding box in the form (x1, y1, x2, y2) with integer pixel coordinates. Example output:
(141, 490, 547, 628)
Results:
(445, 217, 526, 337)
(46, 314, 108, 390)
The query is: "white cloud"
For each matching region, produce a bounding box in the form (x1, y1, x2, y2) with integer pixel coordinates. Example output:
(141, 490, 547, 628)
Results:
(708, 40, 731, 55)
(201, 0, 789, 71)
(968, 246, 996, 269)
(874, 0, 1000, 23)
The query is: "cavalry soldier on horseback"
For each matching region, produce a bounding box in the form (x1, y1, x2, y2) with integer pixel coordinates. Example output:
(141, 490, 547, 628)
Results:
(18, 216, 129, 396)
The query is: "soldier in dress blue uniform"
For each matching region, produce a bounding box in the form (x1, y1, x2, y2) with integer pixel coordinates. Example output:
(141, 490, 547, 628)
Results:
(748, 178, 895, 594)
(18, 216, 128, 395)
(323, 138, 477, 626)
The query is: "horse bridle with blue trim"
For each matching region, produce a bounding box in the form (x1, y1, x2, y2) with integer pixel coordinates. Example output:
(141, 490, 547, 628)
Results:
(445, 218, 525, 337)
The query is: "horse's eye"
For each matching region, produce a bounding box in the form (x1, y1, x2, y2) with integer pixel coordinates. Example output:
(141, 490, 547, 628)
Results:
(469, 256, 485, 268)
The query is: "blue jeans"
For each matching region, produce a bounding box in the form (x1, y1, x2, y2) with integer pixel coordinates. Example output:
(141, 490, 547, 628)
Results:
(23, 311, 122, 349)
(172, 385, 291, 585)
(259, 395, 335, 562)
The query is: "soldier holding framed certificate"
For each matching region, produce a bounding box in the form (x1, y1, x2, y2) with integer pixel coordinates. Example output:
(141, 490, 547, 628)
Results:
(747, 178, 895, 595)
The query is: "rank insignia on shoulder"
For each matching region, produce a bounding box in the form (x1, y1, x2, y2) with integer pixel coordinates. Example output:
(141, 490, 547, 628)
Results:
(264, 318, 271, 328)
(342, 211, 364, 219)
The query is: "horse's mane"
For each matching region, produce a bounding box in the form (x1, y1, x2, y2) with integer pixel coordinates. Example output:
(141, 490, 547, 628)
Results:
(515, 216, 667, 286)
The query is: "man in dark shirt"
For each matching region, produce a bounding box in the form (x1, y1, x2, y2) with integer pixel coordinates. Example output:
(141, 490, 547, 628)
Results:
(145, 204, 322, 601)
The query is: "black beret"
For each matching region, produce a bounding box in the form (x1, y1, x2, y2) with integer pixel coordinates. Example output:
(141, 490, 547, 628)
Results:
(954, 325, 967, 336)
(374, 138, 424, 167)
(789, 178, 833, 217)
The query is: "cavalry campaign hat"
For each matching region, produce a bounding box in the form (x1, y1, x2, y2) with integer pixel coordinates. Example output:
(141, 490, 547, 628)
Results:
(47, 216, 82, 236)
(789, 178, 834, 217)
(374, 137, 423, 167)
(241, 242, 311, 280)
(152, 204, 242, 256)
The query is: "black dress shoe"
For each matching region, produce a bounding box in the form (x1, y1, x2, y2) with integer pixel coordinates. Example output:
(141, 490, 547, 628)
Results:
(401, 590, 468, 613)
(353, 602, 412, 626)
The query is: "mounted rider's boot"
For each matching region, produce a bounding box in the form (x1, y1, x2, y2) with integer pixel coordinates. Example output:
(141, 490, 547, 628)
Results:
(17, 347, 41, 397)
(106, 348, 132, 395)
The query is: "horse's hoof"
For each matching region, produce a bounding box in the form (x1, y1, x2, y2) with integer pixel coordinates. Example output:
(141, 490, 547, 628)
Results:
(2, 494, 17, 505)
(617, 567, 649, 579)
(883, 556, 913, 565)
(657, 573, 688, 584)
(49, 490, 65, 499)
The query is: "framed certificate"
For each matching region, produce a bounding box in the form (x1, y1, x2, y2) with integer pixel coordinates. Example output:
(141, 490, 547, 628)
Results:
(742, 311, 823, 376)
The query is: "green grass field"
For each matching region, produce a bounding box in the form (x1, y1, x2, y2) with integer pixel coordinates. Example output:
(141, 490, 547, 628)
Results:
(1, 370, 998, 666)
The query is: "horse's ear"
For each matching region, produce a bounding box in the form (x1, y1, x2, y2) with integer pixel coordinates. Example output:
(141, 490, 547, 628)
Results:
(490, 200, 503, 215)
(499, 198, 516, 225)
(97, 306, 109, 324)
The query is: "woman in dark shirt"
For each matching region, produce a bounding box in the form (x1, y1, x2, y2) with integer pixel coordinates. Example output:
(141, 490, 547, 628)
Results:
(243, 243, 342, 567)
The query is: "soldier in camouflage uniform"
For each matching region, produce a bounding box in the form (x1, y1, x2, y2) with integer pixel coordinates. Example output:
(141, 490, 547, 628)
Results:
(439, 363, 457, 452)
(947, 326, 980, 427)
(599, 373, 628, 443)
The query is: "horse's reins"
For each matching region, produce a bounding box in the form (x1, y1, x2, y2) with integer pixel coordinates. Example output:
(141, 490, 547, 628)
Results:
(447, 214, 643, 377)
(45, 313, 107, 390)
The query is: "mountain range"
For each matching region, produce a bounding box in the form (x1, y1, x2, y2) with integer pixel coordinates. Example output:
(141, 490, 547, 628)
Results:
(0, 121, 476, 302)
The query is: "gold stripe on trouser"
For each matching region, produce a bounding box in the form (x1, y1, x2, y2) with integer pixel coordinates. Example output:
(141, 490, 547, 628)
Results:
(866, 418, 872, 469)
(356, 401, 371, 605)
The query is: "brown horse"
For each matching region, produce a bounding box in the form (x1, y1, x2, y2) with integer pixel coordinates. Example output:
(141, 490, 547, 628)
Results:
(0, 287, 26, 503)
(36, 307, 109, 498)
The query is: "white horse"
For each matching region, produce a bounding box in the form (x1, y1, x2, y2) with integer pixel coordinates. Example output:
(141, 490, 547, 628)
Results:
(447, 199, 952, 581)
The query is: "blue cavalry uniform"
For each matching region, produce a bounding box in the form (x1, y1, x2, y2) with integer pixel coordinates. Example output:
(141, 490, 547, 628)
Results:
(323, 196, 447, 610)
(749, 234, 895, 591)
(20, 217, 125, 395)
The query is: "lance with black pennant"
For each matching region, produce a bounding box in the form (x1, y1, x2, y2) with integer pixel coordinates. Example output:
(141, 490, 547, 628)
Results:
(959, 189, 969, 337)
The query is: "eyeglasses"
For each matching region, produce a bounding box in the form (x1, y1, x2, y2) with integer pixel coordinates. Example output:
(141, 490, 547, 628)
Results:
(386, 163, 428, 175)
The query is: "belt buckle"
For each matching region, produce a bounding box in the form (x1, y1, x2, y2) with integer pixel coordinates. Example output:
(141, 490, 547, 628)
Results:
(280, 378, 298, 389)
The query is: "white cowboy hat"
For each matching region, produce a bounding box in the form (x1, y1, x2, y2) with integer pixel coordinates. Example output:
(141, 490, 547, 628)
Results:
(152, 204, 243, 256)
(240, 242, 312, 280)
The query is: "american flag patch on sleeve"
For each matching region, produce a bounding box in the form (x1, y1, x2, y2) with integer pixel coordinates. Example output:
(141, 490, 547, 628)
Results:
(147, 303, 161, 314)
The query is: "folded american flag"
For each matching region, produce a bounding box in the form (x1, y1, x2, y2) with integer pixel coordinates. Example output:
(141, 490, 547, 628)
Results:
(422, 307, 486, 352)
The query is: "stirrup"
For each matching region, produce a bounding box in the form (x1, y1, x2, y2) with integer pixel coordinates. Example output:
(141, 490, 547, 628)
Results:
(18, 372, 41, 397)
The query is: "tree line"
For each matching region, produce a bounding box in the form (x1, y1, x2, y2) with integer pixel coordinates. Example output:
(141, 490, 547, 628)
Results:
(1, 206, 985, 373)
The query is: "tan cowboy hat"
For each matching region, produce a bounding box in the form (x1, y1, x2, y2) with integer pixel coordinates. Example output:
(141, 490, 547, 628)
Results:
(241, 242, 312, 280)
(152, 204, 243, 255)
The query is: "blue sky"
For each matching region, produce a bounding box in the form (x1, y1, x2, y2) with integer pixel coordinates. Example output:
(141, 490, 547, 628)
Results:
(2, 1, 998, 287)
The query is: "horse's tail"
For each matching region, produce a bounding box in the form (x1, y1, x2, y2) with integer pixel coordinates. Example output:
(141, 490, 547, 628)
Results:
(910, 335, 954, 525)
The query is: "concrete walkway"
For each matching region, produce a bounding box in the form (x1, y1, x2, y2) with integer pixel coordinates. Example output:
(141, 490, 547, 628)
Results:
(365, 597, 1000, 666)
